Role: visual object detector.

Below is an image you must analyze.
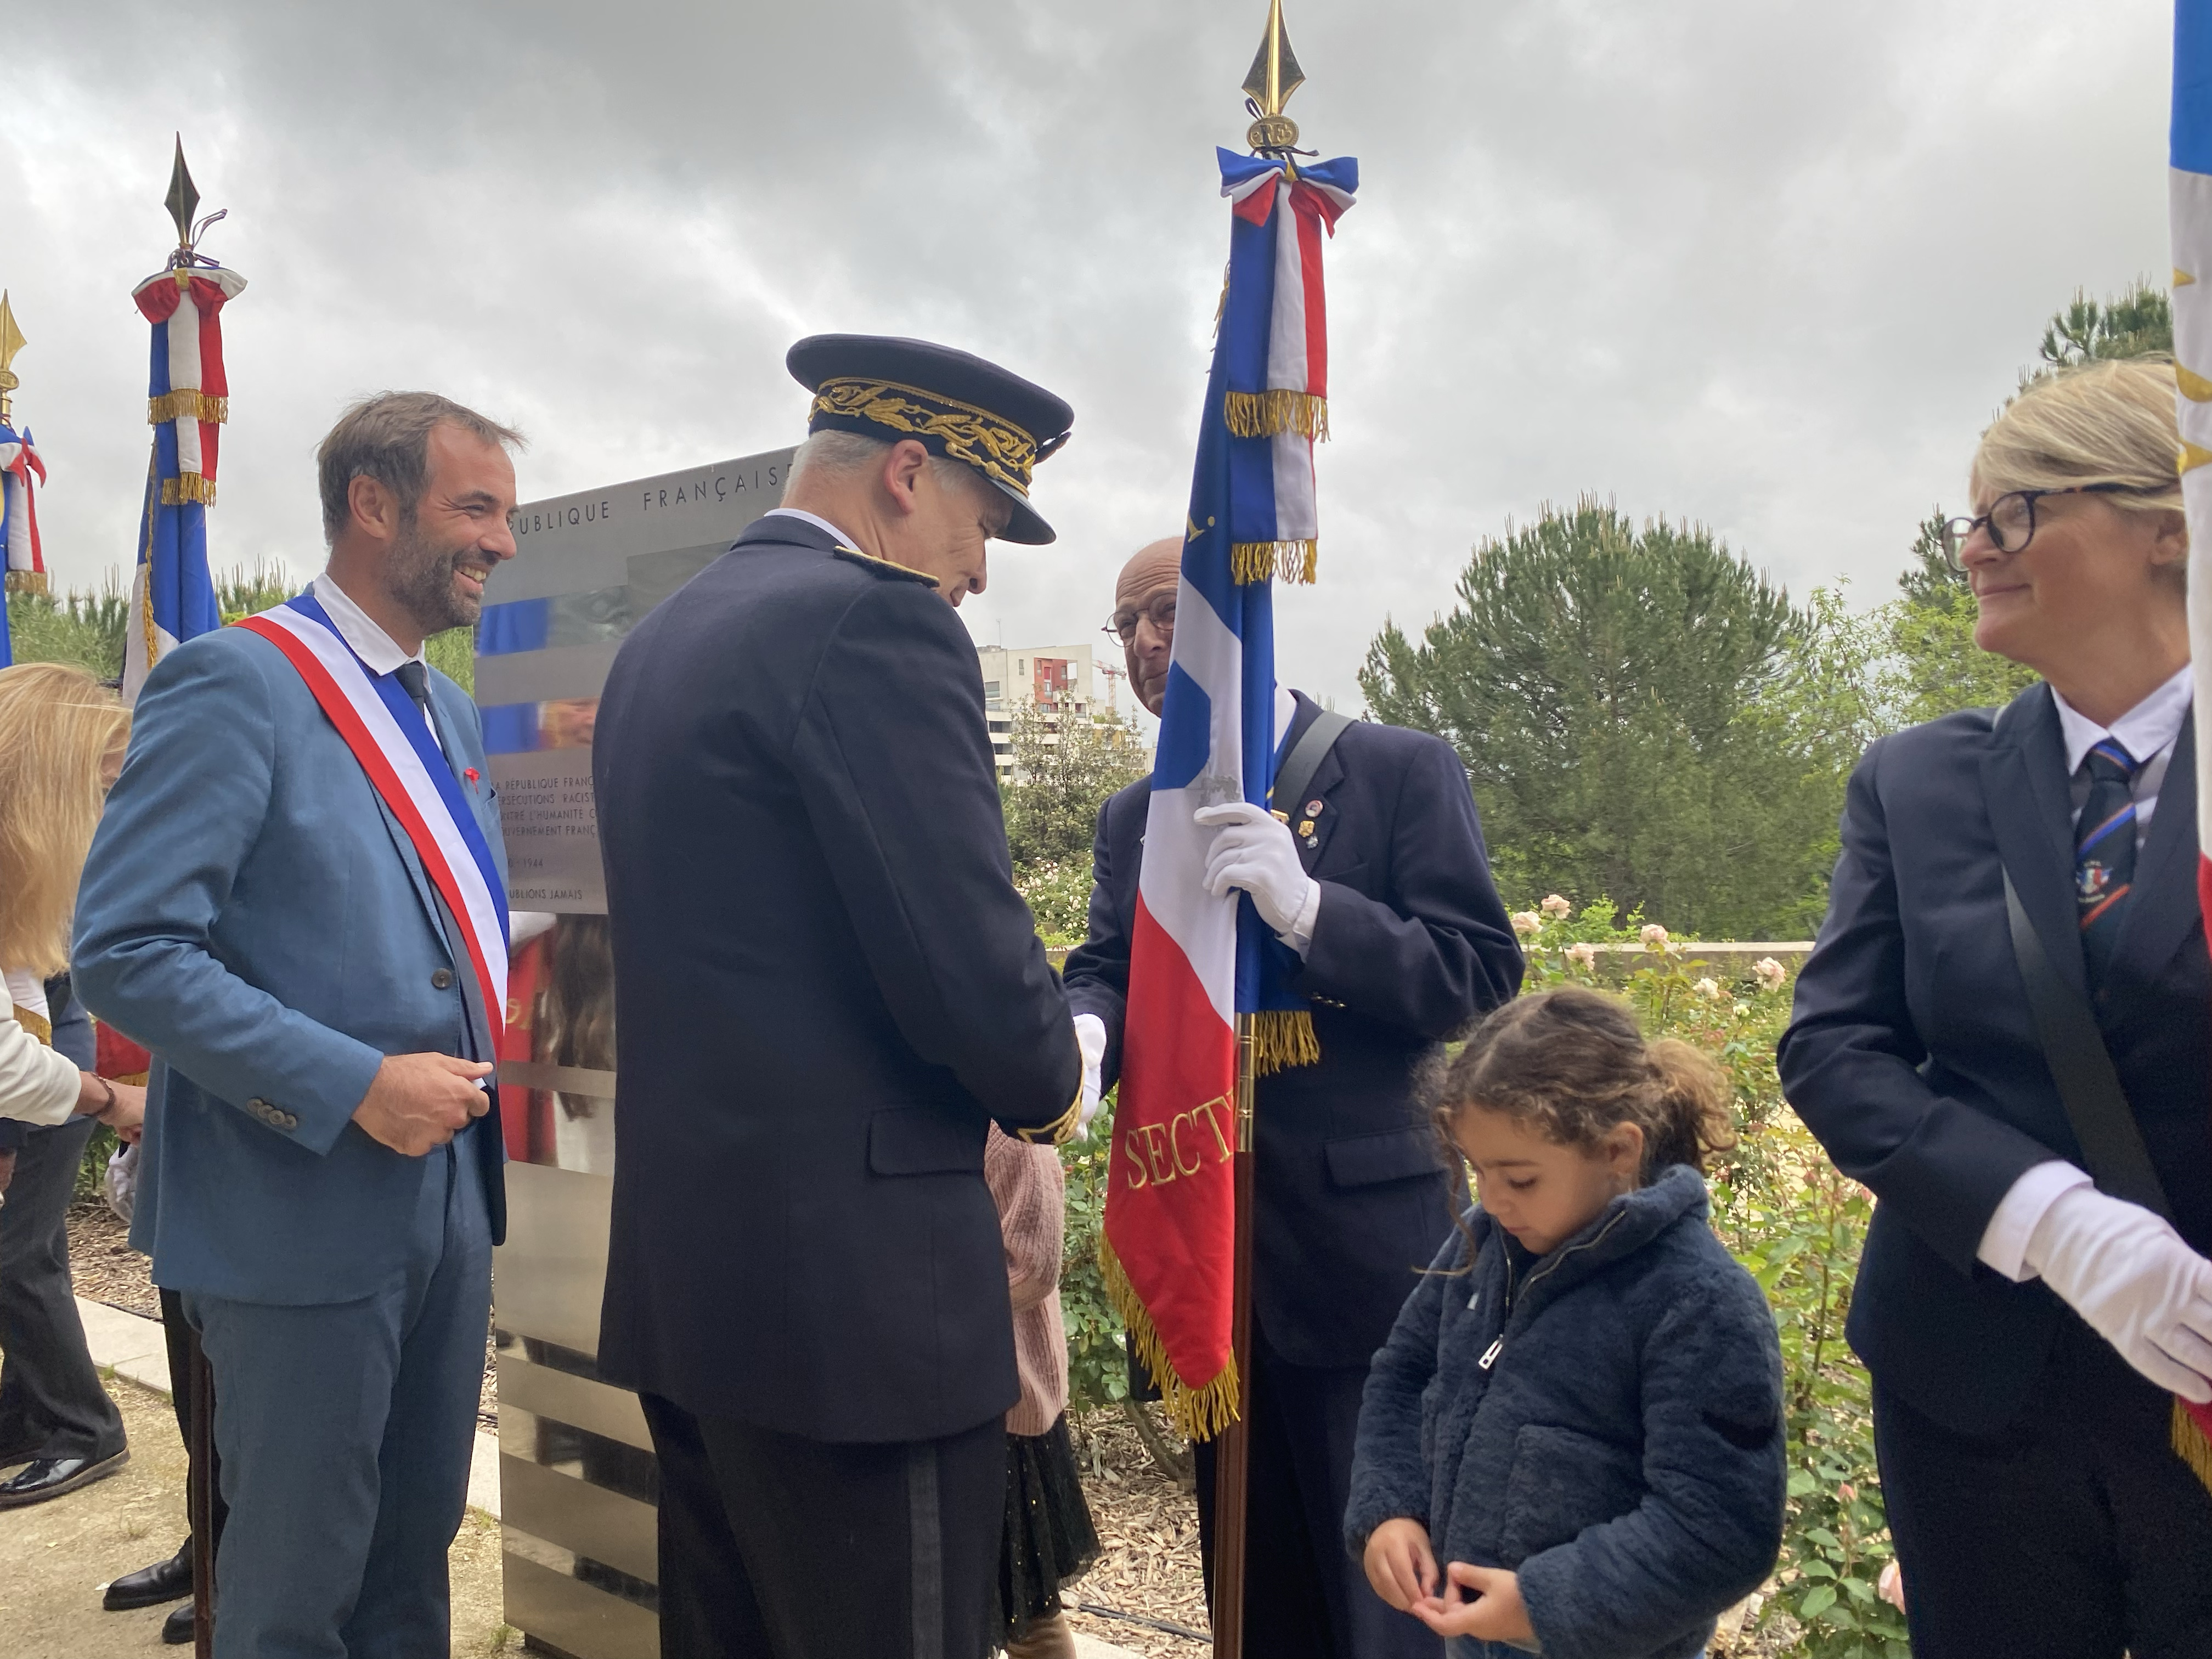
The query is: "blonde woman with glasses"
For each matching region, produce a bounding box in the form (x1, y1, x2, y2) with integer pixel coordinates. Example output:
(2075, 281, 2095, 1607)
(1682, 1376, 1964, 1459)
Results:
(1782, 357, 2212, 1655)
(0, 660, 144, 1510)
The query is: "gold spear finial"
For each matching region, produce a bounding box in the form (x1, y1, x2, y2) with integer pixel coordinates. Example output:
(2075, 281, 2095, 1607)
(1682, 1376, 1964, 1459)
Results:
(166, 135, 200, 250)
(1243, 0, 1306, 153)
(0, 291, 25, 424)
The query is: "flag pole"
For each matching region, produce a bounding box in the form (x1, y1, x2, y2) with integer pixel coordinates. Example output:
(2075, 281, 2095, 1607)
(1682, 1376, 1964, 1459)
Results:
(1212, 1013, 1260, 1658)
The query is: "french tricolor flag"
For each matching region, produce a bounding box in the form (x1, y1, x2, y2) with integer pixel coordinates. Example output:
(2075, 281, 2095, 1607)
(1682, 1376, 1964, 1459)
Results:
(1101, 148, 1355, 1440)
(2169, 0, 2212, 1489)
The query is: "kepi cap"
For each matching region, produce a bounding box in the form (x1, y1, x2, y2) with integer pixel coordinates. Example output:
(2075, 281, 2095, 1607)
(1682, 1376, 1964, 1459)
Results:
(787, 334, 1073, 545)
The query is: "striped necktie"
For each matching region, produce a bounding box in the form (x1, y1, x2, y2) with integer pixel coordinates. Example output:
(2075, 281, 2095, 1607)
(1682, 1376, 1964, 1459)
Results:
(2075, 737, 2143, 985)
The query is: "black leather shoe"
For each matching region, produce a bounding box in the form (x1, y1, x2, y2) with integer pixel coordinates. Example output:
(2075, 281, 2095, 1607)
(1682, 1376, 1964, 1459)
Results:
(162, 1602, 196, 1646)
(0, 1449, 129, 1508)
(105, 1538, 193, 1611)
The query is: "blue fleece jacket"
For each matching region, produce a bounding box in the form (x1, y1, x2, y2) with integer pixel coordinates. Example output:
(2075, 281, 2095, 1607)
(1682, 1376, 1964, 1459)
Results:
(1346, 1164, 1785, 1659)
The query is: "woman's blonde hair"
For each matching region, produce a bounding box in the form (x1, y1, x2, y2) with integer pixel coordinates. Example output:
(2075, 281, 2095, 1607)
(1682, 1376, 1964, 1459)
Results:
(1974, 356, 2186, 517)
(0, 662, 129, 975)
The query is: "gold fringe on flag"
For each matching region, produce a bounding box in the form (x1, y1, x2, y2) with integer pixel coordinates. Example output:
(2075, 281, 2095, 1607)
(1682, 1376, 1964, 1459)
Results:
(2176, 1401, 2212, 1496)
(147, 390, 229, 425)
(1224, 389, 1330, 442)
(1250, 1008, 1320, 1076)
(161, 473, 217, 507)
(1231, 539, 1318, 585)
(3, 569, 46, 595)
(1097, 1229, 1242, 1442)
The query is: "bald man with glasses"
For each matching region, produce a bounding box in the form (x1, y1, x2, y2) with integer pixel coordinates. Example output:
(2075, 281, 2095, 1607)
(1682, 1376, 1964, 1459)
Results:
(1067, 539, 1525, 1659)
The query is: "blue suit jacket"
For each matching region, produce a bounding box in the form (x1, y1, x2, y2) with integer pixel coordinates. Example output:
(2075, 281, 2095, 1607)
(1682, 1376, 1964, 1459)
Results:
(1062, 693, 1525, 1367)
(1780, 684, 2212, 1431)
(73, 622, 507, 1306)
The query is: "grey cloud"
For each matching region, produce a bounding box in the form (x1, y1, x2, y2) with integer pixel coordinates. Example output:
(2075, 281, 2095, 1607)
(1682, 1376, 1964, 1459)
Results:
(0, 0, 2175, 712)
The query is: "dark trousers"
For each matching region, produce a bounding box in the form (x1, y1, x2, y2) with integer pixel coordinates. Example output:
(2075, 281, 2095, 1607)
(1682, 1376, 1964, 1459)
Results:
(1874, 1319, 2212, 1659)
(642, 1393, 1005, 1659)
(159, 1287, 228, 1552)
(1194, 1322, 1441, 1659)
(184, 1138, 490, 1659)
(0, 1115, 126, 1464)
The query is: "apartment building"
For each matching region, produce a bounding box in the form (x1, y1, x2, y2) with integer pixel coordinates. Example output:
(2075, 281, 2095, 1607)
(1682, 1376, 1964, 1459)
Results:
(975, 642, 1107, 778)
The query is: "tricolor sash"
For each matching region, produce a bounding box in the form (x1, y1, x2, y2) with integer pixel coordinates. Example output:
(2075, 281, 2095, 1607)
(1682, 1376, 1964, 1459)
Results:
(234, 595, 509, 1049)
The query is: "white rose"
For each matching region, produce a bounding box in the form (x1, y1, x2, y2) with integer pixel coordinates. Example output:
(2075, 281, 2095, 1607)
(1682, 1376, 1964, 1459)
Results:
(1541, 894, 1572, 918)
(1510, 911, 1542, 938)
(1639, 923, 1669, 950)
(1754, 956, 1787, 991)
(1565, 942, 1598, 969)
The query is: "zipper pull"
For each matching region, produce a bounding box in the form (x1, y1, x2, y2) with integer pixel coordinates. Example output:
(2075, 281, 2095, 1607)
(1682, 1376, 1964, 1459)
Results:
(1478, 1338, 1503, 1371)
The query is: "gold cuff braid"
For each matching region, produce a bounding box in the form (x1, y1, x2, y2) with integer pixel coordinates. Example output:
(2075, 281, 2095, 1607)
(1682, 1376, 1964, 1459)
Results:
(1017, 1087, 1086, 1147)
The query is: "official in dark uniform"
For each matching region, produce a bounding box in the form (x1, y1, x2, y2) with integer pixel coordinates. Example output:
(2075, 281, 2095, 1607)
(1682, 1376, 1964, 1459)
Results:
(593, 336, 1092, 1659)
(1062, 539, 1525, 1658)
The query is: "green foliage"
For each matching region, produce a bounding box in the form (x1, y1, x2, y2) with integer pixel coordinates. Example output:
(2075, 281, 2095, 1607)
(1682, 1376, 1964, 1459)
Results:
(1058, 1092, 1128, 1414)
(1888, 595, 2037, 726)
(1015, 860, 1094, 946)
(1361, 501, 1870, 938)
(427, 625, 476, 693)
(1003, 703, 1147, 871)
(7, 580, 129, 677)
(2036, 277, 2172, 371)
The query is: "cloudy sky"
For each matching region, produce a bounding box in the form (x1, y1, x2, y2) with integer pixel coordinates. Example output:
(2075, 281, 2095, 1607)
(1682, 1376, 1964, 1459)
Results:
(1, 0, 2175, 716)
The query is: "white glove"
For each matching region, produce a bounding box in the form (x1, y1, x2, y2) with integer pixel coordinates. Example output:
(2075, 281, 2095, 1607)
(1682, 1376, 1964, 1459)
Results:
(1195, 802, 1317, 937)
(2023, 1185, 2212, 1402)
(1073, 1014, 1108, 1141)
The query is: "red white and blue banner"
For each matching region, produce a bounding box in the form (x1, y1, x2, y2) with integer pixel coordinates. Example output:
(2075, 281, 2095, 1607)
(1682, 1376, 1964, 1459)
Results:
(2171, 0, 2212, 1491)
(234, 595, 510, 1043)
(1102, 147, 1355, 1439)
(122, 260, 245, 702)
(0, 421, 45, 669)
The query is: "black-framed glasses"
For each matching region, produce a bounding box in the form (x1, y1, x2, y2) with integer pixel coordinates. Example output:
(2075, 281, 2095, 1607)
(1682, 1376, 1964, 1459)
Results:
(1104, 592, 1177, 644)
(1939, 483, 2137, 571)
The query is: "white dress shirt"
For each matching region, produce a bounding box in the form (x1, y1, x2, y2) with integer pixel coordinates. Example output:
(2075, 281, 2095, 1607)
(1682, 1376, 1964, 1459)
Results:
(1978, 664, 2195, 1280)
(311, 573, 442, 753)
(762, 506, 862, 549)
(1, 969, 81, 1127)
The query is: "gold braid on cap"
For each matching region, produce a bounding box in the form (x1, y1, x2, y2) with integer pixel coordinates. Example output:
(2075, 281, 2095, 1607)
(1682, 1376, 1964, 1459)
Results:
(809, 377, 1047, 498)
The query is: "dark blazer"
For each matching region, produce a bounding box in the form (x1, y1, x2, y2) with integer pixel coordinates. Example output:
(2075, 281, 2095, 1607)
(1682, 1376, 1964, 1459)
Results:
(1779, 683, 2212, 1434)
(592, 514, 1081, 1444)
(1062, 693, 1523, 1368)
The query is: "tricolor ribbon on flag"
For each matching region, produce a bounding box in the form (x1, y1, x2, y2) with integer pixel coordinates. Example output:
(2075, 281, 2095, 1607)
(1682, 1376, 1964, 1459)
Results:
(123, 259, 245, 702)
(233, 595, 510, 1044)
(2164, 0, 2212, 1492)
(0, 423, 45, 594)
(1099, 148, 1355, 1441)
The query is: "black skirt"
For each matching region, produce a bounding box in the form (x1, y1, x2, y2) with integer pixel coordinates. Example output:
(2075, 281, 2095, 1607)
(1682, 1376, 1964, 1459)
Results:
(992, 1414, 1102, 1643)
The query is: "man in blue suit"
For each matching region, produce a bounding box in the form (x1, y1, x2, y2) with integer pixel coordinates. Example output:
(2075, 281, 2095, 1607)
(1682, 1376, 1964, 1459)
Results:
(75, 392, 522, 1659)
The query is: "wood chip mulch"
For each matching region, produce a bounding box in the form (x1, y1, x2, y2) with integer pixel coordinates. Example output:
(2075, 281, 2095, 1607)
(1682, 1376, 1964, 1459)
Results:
(1064, 1406, 1210, 1655)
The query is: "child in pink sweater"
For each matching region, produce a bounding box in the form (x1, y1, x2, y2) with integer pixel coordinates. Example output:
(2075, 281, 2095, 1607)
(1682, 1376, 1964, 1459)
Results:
(985, 1125, 1102, 1659)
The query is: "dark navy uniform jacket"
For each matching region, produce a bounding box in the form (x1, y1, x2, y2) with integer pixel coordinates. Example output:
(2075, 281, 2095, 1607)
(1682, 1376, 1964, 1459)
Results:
(1063, 693, 1523, 1369)
(1781, 684, 2212, 1433)
(592, 514, 1081, 1444)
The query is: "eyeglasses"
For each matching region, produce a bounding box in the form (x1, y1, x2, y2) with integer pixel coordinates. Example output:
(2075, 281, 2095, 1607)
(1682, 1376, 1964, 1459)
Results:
(1939, 483, 2138, 571)
(1104, 593, 1177, 644)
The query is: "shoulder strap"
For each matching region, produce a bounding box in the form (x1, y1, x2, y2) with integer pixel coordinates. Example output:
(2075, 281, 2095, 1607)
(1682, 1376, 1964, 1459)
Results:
(2001, 869, 2175, 1220)
(1269, 709, 1353, 820)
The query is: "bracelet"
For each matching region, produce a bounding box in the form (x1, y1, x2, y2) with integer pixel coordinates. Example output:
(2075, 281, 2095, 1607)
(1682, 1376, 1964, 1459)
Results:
(82, 1073, 116, 1118)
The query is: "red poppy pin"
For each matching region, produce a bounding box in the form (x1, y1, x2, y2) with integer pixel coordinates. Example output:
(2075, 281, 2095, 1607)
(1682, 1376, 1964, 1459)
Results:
(464, 767, 479, 786)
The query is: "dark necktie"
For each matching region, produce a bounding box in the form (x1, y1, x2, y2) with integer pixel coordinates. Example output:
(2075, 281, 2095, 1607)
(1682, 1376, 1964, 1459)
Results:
(393, 662, 459, 783)
(2075, 738, 2143, 985)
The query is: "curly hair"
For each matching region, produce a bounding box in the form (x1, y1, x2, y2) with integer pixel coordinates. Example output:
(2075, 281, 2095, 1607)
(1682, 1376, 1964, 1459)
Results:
(1432, 985, 1736, 1177)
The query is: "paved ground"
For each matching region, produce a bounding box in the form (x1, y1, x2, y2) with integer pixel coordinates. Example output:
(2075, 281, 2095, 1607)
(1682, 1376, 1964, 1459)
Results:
(0, 1379, 513, 1659)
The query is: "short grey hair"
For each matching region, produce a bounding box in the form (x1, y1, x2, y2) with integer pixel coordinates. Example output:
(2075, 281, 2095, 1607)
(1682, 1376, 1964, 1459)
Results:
(789, 429, 1007, 529)
(318, 392, 525, 543)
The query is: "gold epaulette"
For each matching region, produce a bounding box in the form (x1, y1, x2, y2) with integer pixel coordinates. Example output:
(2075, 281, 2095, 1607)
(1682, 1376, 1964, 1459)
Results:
(832, 545, 939, 589)
(1018, 1087, 1085, 1148)
(10, 1004, 52, 1045)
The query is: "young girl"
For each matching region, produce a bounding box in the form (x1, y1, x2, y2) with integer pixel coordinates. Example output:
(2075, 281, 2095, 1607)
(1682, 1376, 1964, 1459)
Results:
(1346, 986, 1785, 1659)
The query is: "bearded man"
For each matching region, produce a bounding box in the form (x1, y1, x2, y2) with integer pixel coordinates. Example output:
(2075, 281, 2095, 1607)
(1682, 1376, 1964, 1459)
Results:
(75, 392, 521, 1658)
(1063, 538, 1524, 1659)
